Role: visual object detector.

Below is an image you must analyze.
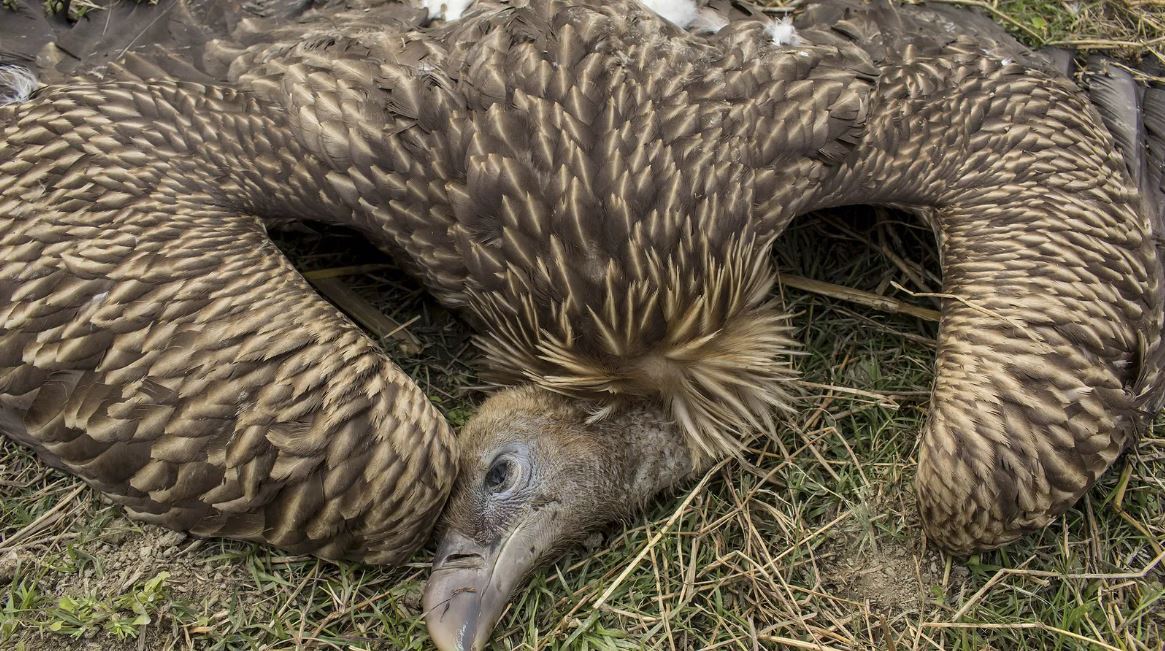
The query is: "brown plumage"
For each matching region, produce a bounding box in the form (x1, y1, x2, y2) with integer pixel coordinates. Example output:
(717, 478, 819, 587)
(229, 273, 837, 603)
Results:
(1, 1, 1162, 648)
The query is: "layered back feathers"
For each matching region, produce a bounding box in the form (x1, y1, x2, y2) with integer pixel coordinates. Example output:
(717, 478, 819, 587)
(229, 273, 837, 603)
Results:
(4, 0, 1161, 556)
(202, 1, 882, 458)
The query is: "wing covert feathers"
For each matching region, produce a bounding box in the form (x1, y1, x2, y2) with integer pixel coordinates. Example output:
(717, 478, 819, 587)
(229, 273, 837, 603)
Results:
(212, 0, 857, 460)
(0, 82, 457, 564)
(1, 0, 1163, 557)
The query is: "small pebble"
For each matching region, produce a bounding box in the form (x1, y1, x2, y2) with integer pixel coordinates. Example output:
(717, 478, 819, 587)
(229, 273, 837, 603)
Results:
(156, 530, 188, 549)
(0, 551, 20, 583)
(401, 583, 423, 613)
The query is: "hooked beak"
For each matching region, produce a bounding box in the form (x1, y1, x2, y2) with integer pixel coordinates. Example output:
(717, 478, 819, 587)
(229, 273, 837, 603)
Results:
(423, 527, 539, 651)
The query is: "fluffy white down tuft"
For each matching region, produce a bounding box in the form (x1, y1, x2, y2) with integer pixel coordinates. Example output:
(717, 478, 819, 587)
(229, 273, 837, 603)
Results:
(638, 0, 701, 28)
(766, 17, 800, 46)
(422, 0, 474, 21)
(0, 66, 37, 106)
(691, 8, 729, 34)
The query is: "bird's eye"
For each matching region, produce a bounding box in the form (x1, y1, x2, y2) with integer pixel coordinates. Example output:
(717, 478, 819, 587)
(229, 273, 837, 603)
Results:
(484, 457, 514, 494)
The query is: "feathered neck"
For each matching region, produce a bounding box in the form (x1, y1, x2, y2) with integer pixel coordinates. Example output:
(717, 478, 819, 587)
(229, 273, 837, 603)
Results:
(593, 400, 706, 508)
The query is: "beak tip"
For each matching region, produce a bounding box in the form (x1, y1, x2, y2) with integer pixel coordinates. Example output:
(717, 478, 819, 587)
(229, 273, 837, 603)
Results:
(423, 622, 470, 651)
(423, 572, 485, 651)
(424, 528, 533, 651)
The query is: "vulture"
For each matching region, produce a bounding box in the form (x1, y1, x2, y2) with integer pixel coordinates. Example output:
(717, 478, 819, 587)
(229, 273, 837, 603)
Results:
(1, 0, 1163, 649)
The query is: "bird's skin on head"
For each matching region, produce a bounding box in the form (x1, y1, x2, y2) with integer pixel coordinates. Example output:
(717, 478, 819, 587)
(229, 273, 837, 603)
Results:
(424, 386, 697, 651)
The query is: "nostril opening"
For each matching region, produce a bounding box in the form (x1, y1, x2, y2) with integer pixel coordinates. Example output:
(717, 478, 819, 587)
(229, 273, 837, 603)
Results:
(444, 552, 482, 563)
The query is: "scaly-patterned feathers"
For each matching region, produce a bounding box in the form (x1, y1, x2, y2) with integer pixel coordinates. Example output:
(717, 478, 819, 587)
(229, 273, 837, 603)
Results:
(1, 0, 1162, 557)
(0, 81, 456, 563)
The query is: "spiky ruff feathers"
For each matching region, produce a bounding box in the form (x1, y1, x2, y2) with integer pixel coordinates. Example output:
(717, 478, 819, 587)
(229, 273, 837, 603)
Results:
(473, 233, 798, 461)
(2, 0, 1162, 562)
(232, 0, 1161, 553)
(215, 1, 838, 461)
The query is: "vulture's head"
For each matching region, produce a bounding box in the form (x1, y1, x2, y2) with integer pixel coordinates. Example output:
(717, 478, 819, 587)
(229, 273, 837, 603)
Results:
(423, 386, 695, 651)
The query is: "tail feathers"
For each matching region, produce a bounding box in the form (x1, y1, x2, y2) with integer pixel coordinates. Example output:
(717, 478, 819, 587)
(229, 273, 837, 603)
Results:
(0, 0, 267, 85)
(1037, 46, 1076, 79)
(96, 49, 217, 85)
(1141, 83, 1165, 240)
(0, 0, 55, 68)
(1083, 58, 1145, 186)
(1083, 56, 1165, 240)
(1084, 58, 1165, 415)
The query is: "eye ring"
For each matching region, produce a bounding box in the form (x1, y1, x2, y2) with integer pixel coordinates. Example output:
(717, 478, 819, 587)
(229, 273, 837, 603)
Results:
(483, 456, 516, 494)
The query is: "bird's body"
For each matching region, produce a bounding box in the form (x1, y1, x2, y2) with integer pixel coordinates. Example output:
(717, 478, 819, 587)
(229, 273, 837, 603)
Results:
(1, 0, 1163, 648)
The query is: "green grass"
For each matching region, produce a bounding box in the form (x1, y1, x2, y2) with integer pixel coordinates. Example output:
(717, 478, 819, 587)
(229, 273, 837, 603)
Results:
(1, 208, 1162, 650)
(1, 1, 1164, 650)
(927, 0, 1165, 63)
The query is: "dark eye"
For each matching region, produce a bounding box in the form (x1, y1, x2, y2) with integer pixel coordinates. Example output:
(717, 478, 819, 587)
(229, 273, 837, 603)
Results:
(484, 458, 514, 493)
